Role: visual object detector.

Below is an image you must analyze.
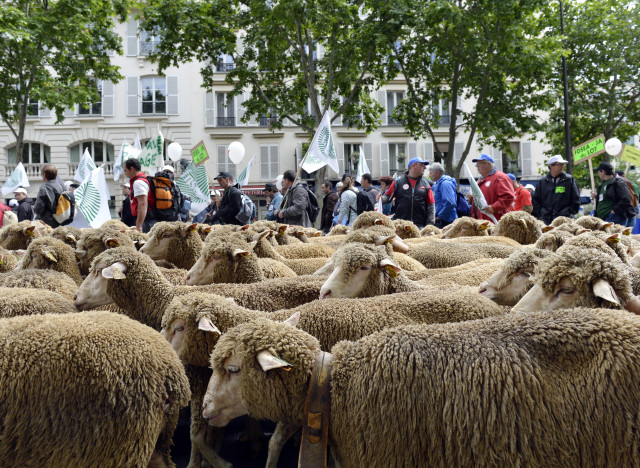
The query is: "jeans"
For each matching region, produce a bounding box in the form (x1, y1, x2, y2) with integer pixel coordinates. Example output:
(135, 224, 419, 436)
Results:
(435, 219, 453, 229)
(142, 219, 157, 233)
(605, 212, 628, 227)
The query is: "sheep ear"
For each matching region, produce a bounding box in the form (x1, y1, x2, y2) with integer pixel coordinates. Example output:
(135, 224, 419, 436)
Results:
(202, 226, 212, 234)
(232, 249, 251, 259)
(542, 226, 555, 233)
(0, 254, 4, 264)
(374, 219, 385, 226)
(66, 234, 77, 243)
(24, 226, 36, 237)
(102, 262, 127, 279)
(277, 225, 288, 234)
(518, 218, 528, 227)
(479, 221, 491, 230)
(240, 225, 250, 231)
(75, 249, 87, 259)
(257, 231, 270, 241)
(602, 222, 614, 230)
(256, 350, 293, 372)
(314, 232, 321, 237)
(577, 229, 591, 235)
(198, 316, 221, 335)
(380, 258, 401, 278)
(104, 238, 120, 248)
(283, 311, 300, 328)
(592, 279, 620, 305)
(606, 234, 620, 245)
(182, 223, 198, 237)
(249, 241, 258, 251)
(42, 250, 58, 263)
(622, 228, 632, 236)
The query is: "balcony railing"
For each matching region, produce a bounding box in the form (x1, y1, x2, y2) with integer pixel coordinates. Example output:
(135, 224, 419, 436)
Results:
(140, 40, 161, 56)
(67, 161, 114, 177)
(216, 62, 234, 72)
(217, 116, 235, 127)
(438, 115, 450, 126)
(387, 116, 404, 126)
(259, 116, 278, 126)
(4, 163, 48, 179)
(343, 116, 363, 127)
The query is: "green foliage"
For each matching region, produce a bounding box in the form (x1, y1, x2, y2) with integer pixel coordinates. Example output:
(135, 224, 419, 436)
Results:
(388, 0, 562, 181)
(543, 0, 640, 166)
(0, 0, 131, 160)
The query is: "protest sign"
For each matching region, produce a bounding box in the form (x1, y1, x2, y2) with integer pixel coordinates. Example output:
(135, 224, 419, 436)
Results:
(74, 166, 112, 228)
(191, 140, 210, 166)
(620, 145, 640, 166)
(300, 112, 339, 174)
(138, 132, 164, 175)
(176, 162, 210, 216)
(1, 162, 30, 196)
(572, 135, 605, 165)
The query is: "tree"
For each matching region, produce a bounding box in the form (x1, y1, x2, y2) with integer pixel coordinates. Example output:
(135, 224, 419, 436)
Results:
(543, 0, 640, 185)
(0, 0, 131, 162)
(389, 0, 562, 182)
(140, 0, 398, 190)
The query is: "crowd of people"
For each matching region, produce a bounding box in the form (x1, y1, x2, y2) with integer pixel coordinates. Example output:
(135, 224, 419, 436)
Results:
(4, 154, 640, 232)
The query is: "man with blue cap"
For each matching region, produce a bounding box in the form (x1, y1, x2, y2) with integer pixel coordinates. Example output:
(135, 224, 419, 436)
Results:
(469, 153, 514, 222)
(381, 157, 435, 228)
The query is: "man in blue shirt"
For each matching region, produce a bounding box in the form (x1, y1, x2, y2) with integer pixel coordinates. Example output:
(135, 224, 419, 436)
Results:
(264, 182, 282, 221)
(428, 162, 458, 228)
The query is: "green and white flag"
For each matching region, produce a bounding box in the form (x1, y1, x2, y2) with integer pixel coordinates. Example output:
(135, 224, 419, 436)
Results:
(74, 166, 112, 228)
(300, 112, 339, 174)
(74, 148, 97, 183)
(236, 155, 256, 187)
(464, 162, 497, 224)
(113, 140, 127, 181)
(356, 145, 370, 183)
(1, 162, 30, 196)
(138, 131, 164, 176)
(176, 162, 210, 215)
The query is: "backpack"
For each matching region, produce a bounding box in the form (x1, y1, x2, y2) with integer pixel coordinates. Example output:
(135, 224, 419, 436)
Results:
(236, 192, 256, 224)
(305, 186, 320, 224)
(149, 171, 182, 221)
(624, 179, 638, 207)
(456, 191, 471, 217)
(53, 190, 76, 226)
(352, 189, 374, 215)
(1, 203, 18, 227)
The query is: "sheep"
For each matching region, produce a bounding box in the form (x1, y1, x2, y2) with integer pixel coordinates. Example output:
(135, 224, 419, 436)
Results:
(479, 247, 552, 305)
(407, 235, 521, 247)
(327, 224, 351, 236)
(351, 211, 395, 230)
(0, 247, 19, 272)
(420, 225, 442, 236)
(251, 220, 279, 232)
(492, 211, 542, 245)
(406, 239, 517, 268)
(122, 228, 149, 249)
(101, 219, 130, 230)
(50, 225, 83, 248)
(393, 219, 421, 239)
(196, 224, 213, 241)
(575, 215, 613, 232)
(534, 229, 573, 251)
(273, 224, 299, 245)
(550, 216, 575, 227)
(202, 308, 640, 467)
(411, 258, 504, 288)
(0, 287, 77, 317)
(140, 222, 203, 270)
(186, 236, 296, 285)
(441, 216, 491, 238)
(274, 242, 335, 259)
(75, 227, 136, 275)
(20, 237, 83, 285)
(512, 243, 640, 313)
(0, 269, 79, 301)
(73, 248, 326, 327)
(0, 221, 40, 250)
(0, 311, 190, 468)
(563, 231, 629, 263)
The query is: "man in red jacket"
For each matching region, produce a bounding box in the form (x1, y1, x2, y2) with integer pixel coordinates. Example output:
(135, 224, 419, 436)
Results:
(469, 154, 514, 222)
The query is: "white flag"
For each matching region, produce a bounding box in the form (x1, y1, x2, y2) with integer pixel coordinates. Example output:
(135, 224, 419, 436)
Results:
(464, 163, 498, 224)
(1, 162, 30, 196)
(113, 140, 126, 182)
(176, 162, 210, 216)
(236, 155, 256, 187)
(138, 131, 164, 176)
(74, 148, 97, 183)
(133, 135, 142, 150)
(74, 166, 112, 228)
(300, 112, 339, 174)
(356, 145, 370, 183)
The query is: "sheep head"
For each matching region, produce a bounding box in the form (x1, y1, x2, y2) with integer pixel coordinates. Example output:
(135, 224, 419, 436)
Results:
(186, 237, 253, 285)
(442, 217, 491, 239)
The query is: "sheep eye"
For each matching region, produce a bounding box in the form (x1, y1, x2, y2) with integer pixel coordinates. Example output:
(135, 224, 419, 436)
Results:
(174, 326, 184, 333)
(227, 365, 240, 374)
(213, 254, 222, 260)
(163, 233, 173, 238)
(561, 288, 574, 294)
(360, 265, 371, 271)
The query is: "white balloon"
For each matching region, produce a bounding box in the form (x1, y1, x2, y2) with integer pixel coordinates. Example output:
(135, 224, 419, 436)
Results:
(275, 174, 283, 191)
(227, 141, 245, 164)
(167, 142, 183, 162)
(605, 138, 623, 156)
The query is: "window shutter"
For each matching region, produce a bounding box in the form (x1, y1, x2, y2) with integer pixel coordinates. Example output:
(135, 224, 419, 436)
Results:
(408, 142, 417, 162)
(296, 143, 303, 169)
(363, 142, 373, 177)
(236, 93, 245, 125)
(260, 145, 269, 180)
(205, 92, 214, 127)
(127, 77, 139, 116)
(330, 143, 343, 179)
(377, 90, 387, 125)
(102, 81, 114, 116)
(126, 18, 138, 56)
(247, 92, 257, 126)
(520, 141, 532, 176)
(380, 142, 389, 176)
(453, 141, 464, 166)
(423, 142, 434, 163)
(492, 147, 503, 171)
(63, 108, 74, 118)
(271, 145, 279, 180)
(166, 76, 178, 115)
(217, 145, 227, 174)
(456, 96, 463, 124)
(38, 105, 50, 118)
(236, 35, 244, 55)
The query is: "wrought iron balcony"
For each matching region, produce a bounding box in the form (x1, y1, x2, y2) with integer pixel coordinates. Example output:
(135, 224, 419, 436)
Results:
(217, 116, 236, 127)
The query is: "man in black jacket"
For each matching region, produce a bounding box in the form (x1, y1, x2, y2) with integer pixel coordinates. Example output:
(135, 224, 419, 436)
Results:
(591, 161, 635, 226)
(320, 180, 338, 233)
(13, 187, 34, 222)
(210, 171, 243, 225)
(532, 155, 580, 225)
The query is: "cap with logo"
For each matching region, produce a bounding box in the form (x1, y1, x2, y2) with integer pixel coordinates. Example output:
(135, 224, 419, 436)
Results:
(407, 157, 429, 167)
(471, 154, 495, 163)
(547, 155, 568, 166)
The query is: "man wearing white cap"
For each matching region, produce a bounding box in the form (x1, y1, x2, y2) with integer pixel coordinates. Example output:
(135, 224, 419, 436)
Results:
(531, 155, 580, 225)
(14, 187, 34, 222)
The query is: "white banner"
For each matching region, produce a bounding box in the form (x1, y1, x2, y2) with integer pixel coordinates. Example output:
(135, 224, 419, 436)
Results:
(74, 148, 97, 183)
(236, 155, 256, 187)
(137, 132, 164, 176)
(464, 163, 498, 224)
(74, 166, 112, 228)
(300, 112, 339, 174)
(356, 145, 370, 183)
(113, 140, 126, 181)
(176, 162, 210, 216)
(1, 162, 30, 196)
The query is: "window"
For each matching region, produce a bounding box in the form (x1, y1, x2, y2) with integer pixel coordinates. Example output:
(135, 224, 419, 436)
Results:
(78, 80, 103, 116)
(387, 91, 404, 126)
(497, 142, 522, 177)
(343, 143, 361, 174)
(435, 99, 450, 126)
(139, 29, 161, 56)
(70, 141, 114, 164)
(260, 145, 279, 181)
(141, 77, 166, 114)
(260, 108, 278, 126)
(216, 93, 235, 126)
(216, 145, 236, 178)
(389, 143, 406, 172)
(216, 54, 234, 72)
(7, 143, 51, 165)
(27, 98, 39, 117)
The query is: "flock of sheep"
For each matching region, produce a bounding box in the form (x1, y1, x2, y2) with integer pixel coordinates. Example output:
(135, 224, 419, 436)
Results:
(2, 210, 640, 467)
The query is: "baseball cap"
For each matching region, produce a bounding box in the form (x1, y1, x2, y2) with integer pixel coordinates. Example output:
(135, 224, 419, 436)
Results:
(214, 171, 233, 180)
(9, 199, 18, 207)
(595, 161, 613, 172)
(471, 154, 494, 163)
(210, 189, 220, 197)
(407, 157, 429, 167)
(14, 187, 27, 195)
(70, 183, 80, 189)
(161, 165, 175, 173)
(524, 184, 535, 191)
(64, 180, 73, 190)
(547, 155, 568, 166)
(264, 183, 277, 191)
(506, 173, 516, 181)
(121, 182, 130, 189)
